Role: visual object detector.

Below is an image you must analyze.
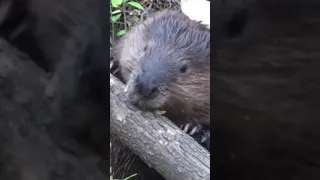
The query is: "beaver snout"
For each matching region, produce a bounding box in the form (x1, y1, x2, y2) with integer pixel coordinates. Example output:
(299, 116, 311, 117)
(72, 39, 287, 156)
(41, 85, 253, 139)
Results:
(124, 72, 168, 111)
(135, 75, 160, 99)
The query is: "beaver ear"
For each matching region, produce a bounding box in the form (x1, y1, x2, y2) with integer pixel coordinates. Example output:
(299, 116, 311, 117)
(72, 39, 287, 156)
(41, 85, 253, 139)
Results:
(180, 64, 188, 73)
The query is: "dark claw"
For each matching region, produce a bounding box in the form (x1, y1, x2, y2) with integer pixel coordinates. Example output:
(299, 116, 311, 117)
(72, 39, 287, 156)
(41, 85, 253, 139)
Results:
(182, 122, 203, 135)
(110, 60, 114, 69)
(189, 125, 199, 135)
(201, 129, 210, 151)
(181, 122, 210, 151)
(201, 129, 211, 143)
(113, 67, 119, 74)
(183, 123, 190, 133)
(110, 57, 120, 75)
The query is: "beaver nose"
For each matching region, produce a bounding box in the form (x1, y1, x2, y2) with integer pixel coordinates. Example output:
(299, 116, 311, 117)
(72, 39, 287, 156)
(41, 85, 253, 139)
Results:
(135, 82, 160, 99)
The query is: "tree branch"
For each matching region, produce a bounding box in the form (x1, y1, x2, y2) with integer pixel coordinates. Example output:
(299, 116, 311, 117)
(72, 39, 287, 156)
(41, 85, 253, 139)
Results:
(110, 73, 210, 180)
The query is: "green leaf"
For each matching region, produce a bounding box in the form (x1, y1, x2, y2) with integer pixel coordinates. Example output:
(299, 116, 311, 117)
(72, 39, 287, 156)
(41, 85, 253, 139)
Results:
(117, 30, 126, 36)
(111, 9, 122, 14)
(127, 1, 144, 10)
(111, 0, 123, 7)
(111, 13, 122, 22)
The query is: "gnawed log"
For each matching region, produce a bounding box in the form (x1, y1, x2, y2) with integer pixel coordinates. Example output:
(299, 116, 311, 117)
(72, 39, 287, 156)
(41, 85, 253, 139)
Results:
(110, 73, 210, 180)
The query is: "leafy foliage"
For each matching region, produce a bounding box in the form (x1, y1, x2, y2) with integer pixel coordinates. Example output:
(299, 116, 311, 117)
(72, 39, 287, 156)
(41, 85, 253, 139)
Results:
(110, 0, 144, 44)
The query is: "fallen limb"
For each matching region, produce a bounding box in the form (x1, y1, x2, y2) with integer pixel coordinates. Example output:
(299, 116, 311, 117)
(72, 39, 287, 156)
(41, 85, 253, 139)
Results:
(110, 73, 210, 180)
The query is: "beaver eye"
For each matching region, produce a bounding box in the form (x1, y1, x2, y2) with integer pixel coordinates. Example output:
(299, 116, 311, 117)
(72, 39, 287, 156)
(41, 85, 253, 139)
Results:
(180, 65, 188, 73)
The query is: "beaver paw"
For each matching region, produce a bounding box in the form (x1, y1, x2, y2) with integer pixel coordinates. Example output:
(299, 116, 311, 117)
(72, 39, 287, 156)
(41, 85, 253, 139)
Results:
(181, 122, 210, 151)
(181, 122, 203, 135)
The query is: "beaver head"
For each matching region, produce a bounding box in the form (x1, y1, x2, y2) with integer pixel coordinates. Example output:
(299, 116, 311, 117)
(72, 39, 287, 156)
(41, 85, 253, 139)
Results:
(123, 11, 210, 114)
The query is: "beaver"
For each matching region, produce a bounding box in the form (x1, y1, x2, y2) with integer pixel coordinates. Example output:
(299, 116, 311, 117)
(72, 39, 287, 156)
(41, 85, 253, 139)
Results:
(111, 10, 210, 179)
(113, 10, 210, 127)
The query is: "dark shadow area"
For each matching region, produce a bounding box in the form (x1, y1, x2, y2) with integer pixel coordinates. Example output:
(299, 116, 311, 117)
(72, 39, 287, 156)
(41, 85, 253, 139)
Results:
(212, 0, 320, 179)
(0, 0, 110, 179)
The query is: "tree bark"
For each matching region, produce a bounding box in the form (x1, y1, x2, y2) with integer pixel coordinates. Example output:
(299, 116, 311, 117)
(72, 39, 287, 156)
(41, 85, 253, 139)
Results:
(110, 74, 211, 180)
(0, 38, 108, 180)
